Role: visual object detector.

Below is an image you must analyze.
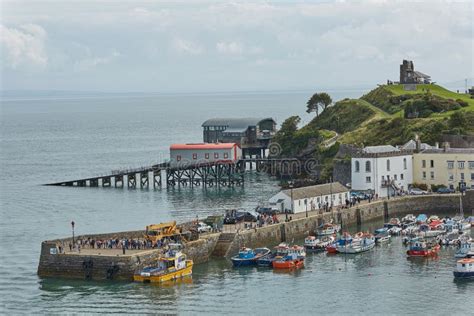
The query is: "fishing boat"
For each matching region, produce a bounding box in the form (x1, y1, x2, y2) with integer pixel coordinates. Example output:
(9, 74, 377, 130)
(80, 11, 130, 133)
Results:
(384, 218, 401, 228)
(133, 250, 193, 283)
(388, 226, 402, 235)
(256, 244, 289, 267)
(231, 247, 271, 267)
(416, 214, 428, 224)
(453, 258, 474, 279)
(406, 238, 440, 257)
(456, 221, 472, 231)
(337, 233, 375, 254)
(402, 214, 416, 223)
(375, 227, 389, 235)
(272, 253, 304, 270)
(427, 215, 440, 223)
(304, 236, 335, 252)
(375, 232, 391, 244)
(316, 223, 341, 236)
(455, 239, 472, 258)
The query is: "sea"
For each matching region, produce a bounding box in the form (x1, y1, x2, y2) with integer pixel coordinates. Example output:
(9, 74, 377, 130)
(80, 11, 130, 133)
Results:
(1, 89, 473, 315)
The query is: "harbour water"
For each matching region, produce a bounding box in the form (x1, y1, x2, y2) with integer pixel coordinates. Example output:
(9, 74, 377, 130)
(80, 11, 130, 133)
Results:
(1, 90, 473, 314)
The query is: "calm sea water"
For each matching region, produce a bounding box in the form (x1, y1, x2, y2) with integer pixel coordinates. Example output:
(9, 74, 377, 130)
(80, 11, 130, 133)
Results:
(1, 90, 473, 315)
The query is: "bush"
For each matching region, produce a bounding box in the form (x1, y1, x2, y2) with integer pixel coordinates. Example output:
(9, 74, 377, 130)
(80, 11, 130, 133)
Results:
(430, 184, 446, 192)
(456, 99, 469, 107)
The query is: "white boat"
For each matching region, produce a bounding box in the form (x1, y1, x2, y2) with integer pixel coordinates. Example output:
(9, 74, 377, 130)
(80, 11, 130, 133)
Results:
(455, 240, 472, 258)
(375, 234, 391, 244)
(337, 234, 375, 254)
(316, 223, 341, 236)
(388, 226, 402, 235)
(421, 230, 445, 238)
(453, 257, 474, 279)
(402, 214, 416, 223)
(304, 236, 335, 252)
(427, 215, 440, 223)
(457, 221, 472, 231)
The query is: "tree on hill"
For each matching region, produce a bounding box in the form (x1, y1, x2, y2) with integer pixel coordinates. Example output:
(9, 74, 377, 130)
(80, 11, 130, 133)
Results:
(306, 92, 332, 116)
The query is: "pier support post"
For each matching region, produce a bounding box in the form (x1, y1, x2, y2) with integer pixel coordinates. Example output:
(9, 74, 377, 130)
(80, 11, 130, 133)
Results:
(140, 172, 149, 188)
(102, 177, 111, 187)
(90, 179, 98, 187)
(127, 173, 136, 188)
(114, 175, 123, 188)
(356, 208, 362, 226)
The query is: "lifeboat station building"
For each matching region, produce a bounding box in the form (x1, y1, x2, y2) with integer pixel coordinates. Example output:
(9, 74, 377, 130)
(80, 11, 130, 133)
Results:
(201, 118, 276, 158)
(169, 143, 242, 168)
(268, 182, 349, 214)
(351, 145, 413, 198)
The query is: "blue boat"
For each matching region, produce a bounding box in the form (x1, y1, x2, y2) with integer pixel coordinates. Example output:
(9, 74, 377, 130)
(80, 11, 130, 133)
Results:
(416, 214, 427, 224)
(231, 247, 270, 267)
(256, 243, 289, 267)
(375, 227, 389, 235)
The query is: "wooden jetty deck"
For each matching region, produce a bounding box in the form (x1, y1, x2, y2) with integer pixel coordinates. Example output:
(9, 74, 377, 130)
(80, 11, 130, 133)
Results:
(45, 158, 306, 188)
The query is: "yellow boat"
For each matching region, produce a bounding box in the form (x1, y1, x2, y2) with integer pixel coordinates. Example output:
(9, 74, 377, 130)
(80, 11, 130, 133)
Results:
(133, 250, 193, 283)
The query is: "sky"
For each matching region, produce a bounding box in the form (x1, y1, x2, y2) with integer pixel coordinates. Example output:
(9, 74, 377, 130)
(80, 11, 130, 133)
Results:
(1, 0, 473, 93)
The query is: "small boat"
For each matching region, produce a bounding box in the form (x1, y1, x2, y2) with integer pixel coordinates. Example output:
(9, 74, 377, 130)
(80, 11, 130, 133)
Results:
(402, 214, 416, 223)
(384, 218, 401, 228)
(231, 247, 271, 267)
(272, 253, 304, 270)
(388, 226, 402, 235)
(453, 258, 474, 279)
(256, 244, 289, 267)
(337, 233, 375, 254)
(326, 243, 338, 254)
(316, 223, 341, 236)
(288, 245, 306, 258)
(456, 221, 472, 231)
(133, 250, 193, 283)
(427, 215, 440, 223)
(455, 239, 472, 258)
(375, 227, 389, 235)
(406, 239, 440, 257)
(416, 214, 428, 224)
(375, 232, 391, 244)
(304, 236, 335, 252)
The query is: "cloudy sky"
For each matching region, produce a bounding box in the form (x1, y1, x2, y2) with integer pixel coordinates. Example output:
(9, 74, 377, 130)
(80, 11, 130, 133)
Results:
(1, 0, 472, 93)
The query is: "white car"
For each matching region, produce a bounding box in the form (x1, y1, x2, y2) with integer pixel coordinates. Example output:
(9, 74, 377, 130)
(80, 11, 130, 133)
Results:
(409, 188, 428, 195)
(197, 222, 211, 233)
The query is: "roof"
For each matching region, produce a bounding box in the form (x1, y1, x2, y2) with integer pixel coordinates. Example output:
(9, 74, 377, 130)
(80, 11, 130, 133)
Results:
(413, 71, 431, 79)
(202, 117, 275, 133)
(420, 148, 474, 154)
(281, 182, 349, 200)
(363, 145, 400, 154)
(400, 139, 433, 150)
(170, 143, 237, 150)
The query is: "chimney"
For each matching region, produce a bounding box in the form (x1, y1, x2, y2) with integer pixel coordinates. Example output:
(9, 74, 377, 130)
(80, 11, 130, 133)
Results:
(415, 134, 421, 152)
(443, 142, 450, 152)
(435, 142, 439, 149)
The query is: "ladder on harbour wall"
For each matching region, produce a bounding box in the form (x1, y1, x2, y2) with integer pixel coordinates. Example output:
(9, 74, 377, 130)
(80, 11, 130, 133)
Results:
(211, 233, 237, 257)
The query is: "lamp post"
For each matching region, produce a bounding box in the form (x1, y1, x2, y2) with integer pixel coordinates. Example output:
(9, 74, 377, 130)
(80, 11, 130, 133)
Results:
(305, 199, 308, 218)
(71, 221, 75, 245)
(288, 181, 294, 222)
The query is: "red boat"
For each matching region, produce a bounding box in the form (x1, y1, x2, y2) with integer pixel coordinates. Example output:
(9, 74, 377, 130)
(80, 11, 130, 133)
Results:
(406, 239, 440, 257)
(272, 255, 304, 269)
(326, 244, 338, 254)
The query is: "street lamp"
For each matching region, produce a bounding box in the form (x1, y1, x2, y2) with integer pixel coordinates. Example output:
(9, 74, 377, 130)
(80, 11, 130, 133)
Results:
(305, 199, 308, 218)
(71, 221, 75, 245)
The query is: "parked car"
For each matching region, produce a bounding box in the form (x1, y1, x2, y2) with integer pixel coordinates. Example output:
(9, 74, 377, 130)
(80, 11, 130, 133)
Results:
(437, 187, 455, 194)
(409, 188, 428, 195)
(255, 206, 277, 215)
(350, 191, 369, 200)
(224, 209, 258, 224)
(197, 222, 211, 233)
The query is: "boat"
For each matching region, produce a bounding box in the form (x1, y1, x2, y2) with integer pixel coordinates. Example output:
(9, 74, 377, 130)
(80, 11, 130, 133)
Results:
(453, 258, 474, 279)
(402, 214, 416, 223)
(316, 223, 341, 236)
(384, 218, 401, 228)
(456, 221, 472, 231)
(416, 214, 428, 224)
(288, 245, 306, 258)
(406, 239, 440, 257)
(455, 239, 472, 258)
(133, 249, 193, 283)
(231, 247, 271, 267)
(427, 215, 440, 223)
(256, 244, 289, 267)
(375, 227, 389, 235)
(304, 236, 335, 252)
(375, 232, 391, 244)
(337, 233, 375, 254)
(388, 226, 402, 235)
(272, 253, 304, 270)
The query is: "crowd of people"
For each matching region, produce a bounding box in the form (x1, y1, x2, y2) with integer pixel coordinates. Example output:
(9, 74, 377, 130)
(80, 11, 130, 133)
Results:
(256, 213, 279, 227)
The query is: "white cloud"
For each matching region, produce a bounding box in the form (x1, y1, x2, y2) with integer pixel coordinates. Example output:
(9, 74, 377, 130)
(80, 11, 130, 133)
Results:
(171, 38, 204, 55)
(0, 23, 48, 69)
(73, 50, 121, 72)
(216, 41, 243, 55)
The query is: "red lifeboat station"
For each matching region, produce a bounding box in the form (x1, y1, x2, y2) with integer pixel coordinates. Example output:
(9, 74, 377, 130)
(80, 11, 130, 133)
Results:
(170, 143, 242, 167)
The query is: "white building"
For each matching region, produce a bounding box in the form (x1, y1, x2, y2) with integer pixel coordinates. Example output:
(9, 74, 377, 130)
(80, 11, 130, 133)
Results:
(351, 145, 413, 198)
(170, 143, 242, 167)
(268, 182, 350, 214)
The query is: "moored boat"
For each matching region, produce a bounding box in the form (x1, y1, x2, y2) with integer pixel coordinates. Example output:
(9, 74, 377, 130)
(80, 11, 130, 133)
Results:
(256, 244, 289, 267)
(455, 239, 472, 258)
(133, 250, 193, 283)
(231, 247, 271, 267)
(402, 214, 416, 223)
(337, 233, 375, 254)
(406, 238, 440, 257)
(304, 236, 335, 252)
(388, 226, 402, 235)
(272, 253, 304, 270)
(453, 258, 474, 279)
(416, 214, 428, 224)
(316, 223, 341, 236)
(375, 232, 391, 244)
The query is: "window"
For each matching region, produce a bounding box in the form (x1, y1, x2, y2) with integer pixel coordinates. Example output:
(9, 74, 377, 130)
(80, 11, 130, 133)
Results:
(403, 158, 407, 170)
(317, 197, 320, 203)
(469, 161, 474, 169)
(430, 171, 434, 180)
(449, 184, 454, 189)
(448, 173, 454, 181)
(205, 153, 210, 159)
(366, 176, 371, 183)
(355, 160, 360, 173)
(430, 160, 434, 168)
(176, 155, 181, 161)
(214, 153, 219, 159)
(365, 161, 371, 173)
(422, 160, 426, 168)
(447, 161, 454, 169)
(458, 161, 465, 169)
(400, 174, 404, 180)
(386, 159, 390, 171)
(422, 171, 426, 179)
(394, 174, 397, 180)
(381, 175, 385, 182)
(471, 173, 474, 181)
(223, 153, 229, 159)
(192, 153, 197, 160)
(460, 173, 465, 180)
